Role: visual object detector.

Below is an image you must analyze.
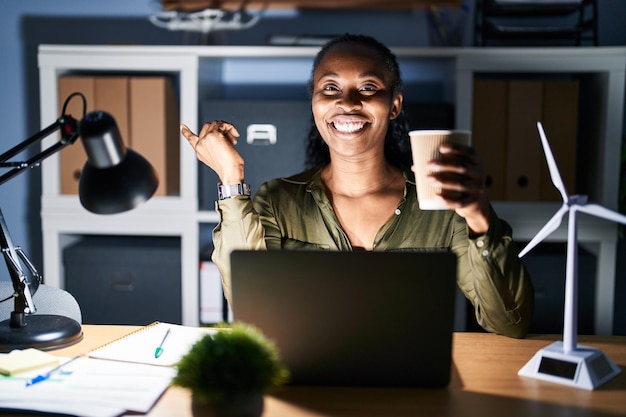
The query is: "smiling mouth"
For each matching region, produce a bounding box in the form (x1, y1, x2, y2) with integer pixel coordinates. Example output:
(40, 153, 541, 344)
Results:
(332, 121, 368, 133)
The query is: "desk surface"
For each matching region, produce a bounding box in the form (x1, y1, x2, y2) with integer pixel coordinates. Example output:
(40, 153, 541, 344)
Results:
(7, 325, 626, 417)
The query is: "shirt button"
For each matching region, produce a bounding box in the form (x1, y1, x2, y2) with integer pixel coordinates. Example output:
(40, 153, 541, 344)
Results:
(476, 240, 485, 248)
(481, 250, 489, 257)
(395, 209, 401, 215)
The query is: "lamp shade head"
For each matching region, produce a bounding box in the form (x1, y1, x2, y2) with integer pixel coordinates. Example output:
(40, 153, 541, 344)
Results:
(78, 111, 159, 214)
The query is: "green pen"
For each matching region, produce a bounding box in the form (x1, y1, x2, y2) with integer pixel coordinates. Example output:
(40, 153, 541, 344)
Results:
(154, 328, 171, 358)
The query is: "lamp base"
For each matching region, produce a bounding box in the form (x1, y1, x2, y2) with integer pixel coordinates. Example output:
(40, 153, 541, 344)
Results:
(518, 341, 621, 390)
(0, 314, 83, 352)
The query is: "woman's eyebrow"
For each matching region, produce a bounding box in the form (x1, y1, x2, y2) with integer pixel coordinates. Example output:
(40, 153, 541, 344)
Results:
(316, 71, 339, 80)
(317, 71, 386, 82)
(359, 70, 389, 81)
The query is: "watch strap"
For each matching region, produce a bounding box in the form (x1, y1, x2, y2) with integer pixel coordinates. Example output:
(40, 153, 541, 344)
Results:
(218, 183, 251, 200)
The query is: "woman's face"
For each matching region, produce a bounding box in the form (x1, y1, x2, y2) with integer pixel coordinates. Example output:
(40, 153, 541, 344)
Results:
(311, 43, 403, 162)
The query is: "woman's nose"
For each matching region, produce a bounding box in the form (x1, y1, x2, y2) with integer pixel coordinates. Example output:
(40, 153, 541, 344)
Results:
(336, 90, 362, 111)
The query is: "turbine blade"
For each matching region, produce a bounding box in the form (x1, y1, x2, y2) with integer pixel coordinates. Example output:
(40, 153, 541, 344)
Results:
(537, 122, 569, 203)
(518, 205, 569, 258)
(578, 203, 626, 225)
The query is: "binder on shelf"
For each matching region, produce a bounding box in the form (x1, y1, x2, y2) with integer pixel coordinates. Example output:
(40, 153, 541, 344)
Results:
(58, 76, 131, 195)
(129, 77, 180, 197)
(472, 80, 508, 201)
(58, 76, 95, 195)
(540, 80, 579, 201)
(505, 80, 544, 201)
(472, 78, 580, 202)
(94, 77, 130, 142)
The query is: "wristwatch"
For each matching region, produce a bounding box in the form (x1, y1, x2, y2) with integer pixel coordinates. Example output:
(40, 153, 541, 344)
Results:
(218, 183, 251, 200)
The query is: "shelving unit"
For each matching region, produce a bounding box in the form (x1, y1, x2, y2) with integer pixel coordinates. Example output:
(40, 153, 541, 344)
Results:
(474, 0, 598, 46)
(38, 45, 625, 333)
(159, 0, 463, 10)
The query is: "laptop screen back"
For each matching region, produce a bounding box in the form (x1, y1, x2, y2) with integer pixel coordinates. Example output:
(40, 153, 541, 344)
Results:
(230, 250, 457, 387)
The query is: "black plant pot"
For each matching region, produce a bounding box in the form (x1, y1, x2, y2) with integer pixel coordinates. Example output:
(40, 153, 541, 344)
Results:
(191, 393, 264, 417)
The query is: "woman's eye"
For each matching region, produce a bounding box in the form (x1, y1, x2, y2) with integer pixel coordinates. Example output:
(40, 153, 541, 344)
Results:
(360, 85, 378, 95)
(320, 85, 340, 95)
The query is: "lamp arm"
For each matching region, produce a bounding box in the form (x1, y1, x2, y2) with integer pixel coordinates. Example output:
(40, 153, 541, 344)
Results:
(0, 92, 157, 351)
(0, 207, 37, 328)
(0, 115, 79, 186)
(0, 93, 83, 328)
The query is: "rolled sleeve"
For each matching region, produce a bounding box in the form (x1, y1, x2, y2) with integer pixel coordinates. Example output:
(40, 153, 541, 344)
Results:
(459, 207, 534, 338)
(211, 196, 267, 304)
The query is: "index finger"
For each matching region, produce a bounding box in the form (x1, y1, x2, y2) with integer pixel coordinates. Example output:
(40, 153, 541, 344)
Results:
(440, 143, 480, 165)
(439, 142, 472, 154)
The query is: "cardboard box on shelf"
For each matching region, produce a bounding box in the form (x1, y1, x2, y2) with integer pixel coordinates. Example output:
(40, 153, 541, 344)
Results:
(472, 80, 508, 201)
(58, 76, 131, 195)
(57, 75, 179, 197)
(129, 77, 180, 197)
(94, 77, 130, 141)
(58, 76, 96, 195)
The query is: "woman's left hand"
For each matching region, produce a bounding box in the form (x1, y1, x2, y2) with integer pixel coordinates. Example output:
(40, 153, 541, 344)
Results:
(426, 143, 491, 235)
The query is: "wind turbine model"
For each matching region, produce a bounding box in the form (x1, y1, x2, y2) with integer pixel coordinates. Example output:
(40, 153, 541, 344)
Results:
(517, 122, 623, 390)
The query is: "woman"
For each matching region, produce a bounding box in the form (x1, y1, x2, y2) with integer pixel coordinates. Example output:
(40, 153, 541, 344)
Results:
(182, 34, 534, 338)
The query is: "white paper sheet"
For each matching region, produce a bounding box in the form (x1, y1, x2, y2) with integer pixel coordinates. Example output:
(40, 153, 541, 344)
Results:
(0, 356, 175, 417)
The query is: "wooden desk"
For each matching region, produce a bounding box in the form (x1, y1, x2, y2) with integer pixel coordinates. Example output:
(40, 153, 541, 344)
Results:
(8, 326, 626, 417)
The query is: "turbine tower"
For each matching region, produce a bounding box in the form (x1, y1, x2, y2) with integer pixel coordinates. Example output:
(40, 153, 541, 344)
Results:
(517, 122, 623, 389)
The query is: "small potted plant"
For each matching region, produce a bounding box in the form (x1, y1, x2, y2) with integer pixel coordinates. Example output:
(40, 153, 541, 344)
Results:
(172, 322, 289, 417)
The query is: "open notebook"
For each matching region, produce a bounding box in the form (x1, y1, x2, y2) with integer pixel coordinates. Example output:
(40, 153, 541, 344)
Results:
(88, 322, 216, 367)
(230, 249, 458, 387)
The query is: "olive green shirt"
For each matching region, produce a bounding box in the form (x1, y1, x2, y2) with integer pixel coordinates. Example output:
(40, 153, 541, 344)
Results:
(212, 167, 534, 338)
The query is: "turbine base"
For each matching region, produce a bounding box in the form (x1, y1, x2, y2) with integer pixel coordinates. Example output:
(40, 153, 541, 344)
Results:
(518, 341, 621, 390)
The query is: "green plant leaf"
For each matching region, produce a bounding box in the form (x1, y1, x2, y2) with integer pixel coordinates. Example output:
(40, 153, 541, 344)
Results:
(172, 322, 289, 404)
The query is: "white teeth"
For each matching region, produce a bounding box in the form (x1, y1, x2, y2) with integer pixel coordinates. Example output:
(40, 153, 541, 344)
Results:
(333, 121, 365, 133)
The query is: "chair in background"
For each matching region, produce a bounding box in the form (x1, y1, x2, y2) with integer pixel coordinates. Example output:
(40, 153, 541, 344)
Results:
(0, 281, 82, 324)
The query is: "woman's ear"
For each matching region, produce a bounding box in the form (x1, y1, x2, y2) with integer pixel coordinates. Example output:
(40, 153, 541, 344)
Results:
(389, 93, 403, 120)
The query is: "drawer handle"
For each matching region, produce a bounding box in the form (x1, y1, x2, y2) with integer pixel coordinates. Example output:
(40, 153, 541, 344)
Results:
(111, 273, 135, 292)
(247, 124, 277, 145)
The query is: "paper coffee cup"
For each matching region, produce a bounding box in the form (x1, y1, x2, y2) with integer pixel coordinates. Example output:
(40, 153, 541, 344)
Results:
(409, 129, 472, 210)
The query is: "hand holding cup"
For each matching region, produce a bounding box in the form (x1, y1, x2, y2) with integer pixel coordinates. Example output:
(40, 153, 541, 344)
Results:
(410, 130, 472, 210)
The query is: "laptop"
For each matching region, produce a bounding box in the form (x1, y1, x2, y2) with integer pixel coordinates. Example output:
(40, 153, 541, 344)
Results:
(230, 250, 457, 388)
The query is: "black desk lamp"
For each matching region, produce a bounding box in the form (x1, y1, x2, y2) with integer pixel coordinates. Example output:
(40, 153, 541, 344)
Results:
(0, 92, 159, 352)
